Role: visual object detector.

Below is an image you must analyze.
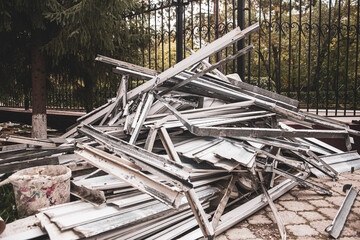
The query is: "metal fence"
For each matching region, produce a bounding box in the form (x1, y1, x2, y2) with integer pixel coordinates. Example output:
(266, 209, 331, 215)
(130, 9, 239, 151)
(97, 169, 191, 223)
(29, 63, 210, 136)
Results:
(133, 0, 360, 116)
(1, 0, 359, 116)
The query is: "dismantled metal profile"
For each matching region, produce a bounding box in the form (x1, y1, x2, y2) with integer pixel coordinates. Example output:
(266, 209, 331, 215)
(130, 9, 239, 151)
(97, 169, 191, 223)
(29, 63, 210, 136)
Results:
(325, 186, 359, 239)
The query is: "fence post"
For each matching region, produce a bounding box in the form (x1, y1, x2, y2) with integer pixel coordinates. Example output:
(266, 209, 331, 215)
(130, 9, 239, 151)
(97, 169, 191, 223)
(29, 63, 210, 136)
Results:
(237, 0, 245, 80)
(176, 0, 184, 63)
(214, 0, 223, 72)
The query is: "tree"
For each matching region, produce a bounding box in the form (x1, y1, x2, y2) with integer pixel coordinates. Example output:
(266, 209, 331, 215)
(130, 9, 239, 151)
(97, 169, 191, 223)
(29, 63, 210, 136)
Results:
(0, 0, 144, 138)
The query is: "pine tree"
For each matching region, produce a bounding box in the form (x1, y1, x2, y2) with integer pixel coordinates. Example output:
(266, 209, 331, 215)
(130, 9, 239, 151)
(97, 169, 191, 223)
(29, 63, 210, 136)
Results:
(0, 0, 144, 138)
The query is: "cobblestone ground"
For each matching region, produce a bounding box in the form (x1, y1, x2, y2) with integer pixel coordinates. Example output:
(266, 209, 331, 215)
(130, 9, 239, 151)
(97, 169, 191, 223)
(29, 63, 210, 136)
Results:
(217, 170, 360, 240)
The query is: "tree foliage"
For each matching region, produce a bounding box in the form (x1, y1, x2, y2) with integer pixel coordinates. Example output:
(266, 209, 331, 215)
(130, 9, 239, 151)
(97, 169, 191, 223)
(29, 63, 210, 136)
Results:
(0, 0, 147, 112)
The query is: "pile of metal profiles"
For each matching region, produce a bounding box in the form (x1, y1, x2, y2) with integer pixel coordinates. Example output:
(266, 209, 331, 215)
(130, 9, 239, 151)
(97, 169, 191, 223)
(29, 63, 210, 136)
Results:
(1, 22, 360, 240)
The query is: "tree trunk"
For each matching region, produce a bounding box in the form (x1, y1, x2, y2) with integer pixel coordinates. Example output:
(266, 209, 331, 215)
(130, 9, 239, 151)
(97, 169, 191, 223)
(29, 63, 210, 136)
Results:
(31, 31, 47, 139)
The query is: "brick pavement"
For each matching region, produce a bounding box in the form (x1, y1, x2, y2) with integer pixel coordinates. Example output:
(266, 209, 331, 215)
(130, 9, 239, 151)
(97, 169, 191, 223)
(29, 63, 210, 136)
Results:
(217, 170, 360, 240)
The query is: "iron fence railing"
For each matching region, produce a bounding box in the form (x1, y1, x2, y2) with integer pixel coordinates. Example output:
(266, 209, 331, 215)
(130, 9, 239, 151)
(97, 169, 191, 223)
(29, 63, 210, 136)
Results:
(134, 0, 360, 116)
(1, 0, 359, 116)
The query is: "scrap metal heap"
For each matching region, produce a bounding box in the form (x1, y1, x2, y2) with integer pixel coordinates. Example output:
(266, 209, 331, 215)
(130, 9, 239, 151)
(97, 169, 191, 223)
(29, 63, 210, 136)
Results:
(1, 22, 360, 239)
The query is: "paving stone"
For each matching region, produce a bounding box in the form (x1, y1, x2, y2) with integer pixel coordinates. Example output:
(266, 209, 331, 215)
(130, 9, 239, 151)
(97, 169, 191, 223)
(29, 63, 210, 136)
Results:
(336, 174, 350, 181)
(290, 190, 325, 200)
(225, 228, 257, 240)
(247, 214, 273, 225)
(348, 220, 360, 229)
(353, 197, 360, 207)
(345, 172, 360, 181)
(337, 179, 360, 188)
(274, 202, 285, 211)
(256, 209, 267, 215)
(351, 207, 360, 216)
(309, 220, 332, 233)
(234, 221, 249, 228)
(341, 226, 360, 237)
(267, 210, 307, 225)
(279, 193, 296, 201)
(296, 237, 320, 240)
(326, 196, 347, 207)
(308, 177, 325, 183)
(323, 181, 343, 190)
(216, 234, 228, 240)
(286, 224, 319, 237)
(328, 184, 348, 195)
(308, 199, 333, 208)
(346, 212, 359, 221)
(298, 211, 326, 221)
(279, 201, 316, 211)
(247, 224, 280, 239)
(264, 206, 271, 212)
(317, 207, 339, 219)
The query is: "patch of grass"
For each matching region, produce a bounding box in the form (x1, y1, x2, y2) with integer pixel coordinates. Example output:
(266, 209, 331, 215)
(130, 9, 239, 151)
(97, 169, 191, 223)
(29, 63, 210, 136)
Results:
(0, 183, 18, 223)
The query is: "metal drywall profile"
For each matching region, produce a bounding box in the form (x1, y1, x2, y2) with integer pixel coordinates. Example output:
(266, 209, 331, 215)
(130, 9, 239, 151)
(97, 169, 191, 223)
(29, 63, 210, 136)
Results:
(146, 100, 255, 120)
(126, 23, 259, 101)
(73, 187, 218, 238)
(235, 136, 309, 152)
(159, 45, 254, 96)
(278, 122, 344, 154)
(290, 150, 338, 179)
(113, 66, 154, 80)
(75, 145, 183, 208)
(62, 101, 116, 138)
(0, 215, 46, 240)
(256, 161, 332, 195)
(160, 128, 214, 238)
(258, 172, 286, 240)
(36, 212, 80, 240)
(95, 54, 159, 76)
(93, 208, 194, 239)
(0, 135, 57, 148)
(0, 156, 59, 174)
(179, 173, 305, 239)
(187, 46, 230, 82)
(226, 75, 299, 109)
(154, 94, 194, 132)
(211, 175, 238, 229)
(325, 186, 358, 239)
(0, 146, 73, 165)
(99, 75, 128, 126)
(311, 151, 360, 178)
(78, 125, 192, 190)
(154, 94, 338, 143)
(193, 126, 350, 139)
(129, 92, 155, 145)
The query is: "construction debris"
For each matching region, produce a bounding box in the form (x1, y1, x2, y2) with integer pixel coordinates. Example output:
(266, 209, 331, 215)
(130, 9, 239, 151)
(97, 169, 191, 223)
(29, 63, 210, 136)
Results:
(1, 22, 360, 239)
(325, 186, 359, 239)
